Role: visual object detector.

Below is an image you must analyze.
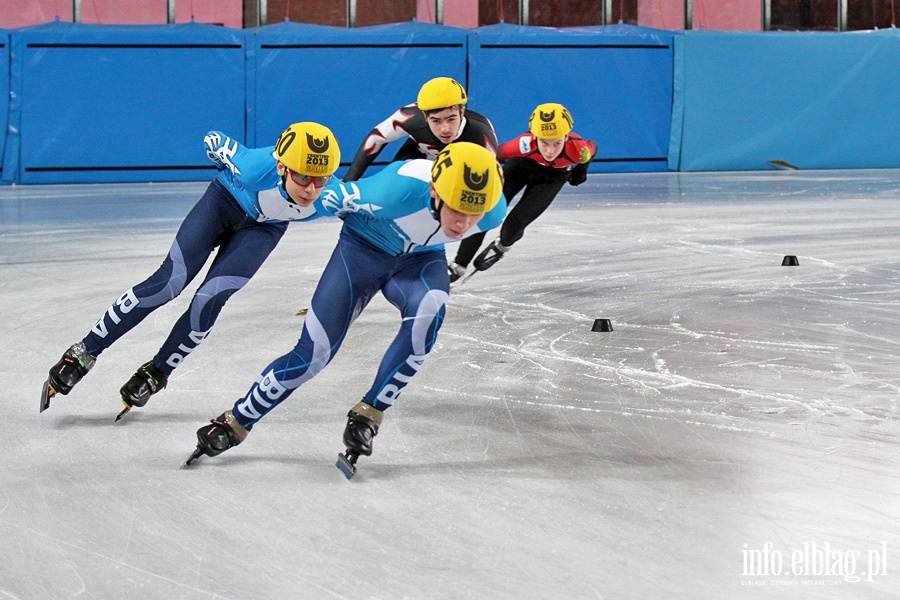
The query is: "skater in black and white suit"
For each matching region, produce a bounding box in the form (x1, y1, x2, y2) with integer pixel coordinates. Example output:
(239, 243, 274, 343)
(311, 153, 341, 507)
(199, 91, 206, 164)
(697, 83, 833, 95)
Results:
(342, 76, 498, 182)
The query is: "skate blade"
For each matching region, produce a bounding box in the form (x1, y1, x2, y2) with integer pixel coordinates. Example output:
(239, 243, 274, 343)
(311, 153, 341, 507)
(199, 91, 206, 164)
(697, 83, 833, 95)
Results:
(336, 451, 358, 480)
(296, 307, 308, 315)
(40, 380, 58, 413)
(450, 270, 476, 289)
(183, 447, 204, 468)
(114, 401, 132, 422)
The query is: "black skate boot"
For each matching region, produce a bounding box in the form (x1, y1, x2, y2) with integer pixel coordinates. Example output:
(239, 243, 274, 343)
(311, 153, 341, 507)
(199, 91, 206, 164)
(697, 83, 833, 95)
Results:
(41, 342, 97, 412)
(184, 410, 248, 466)
(116, 361, 168, 421)
(473, 239, 510, 272)
(448, 262, 467, 283)
(336, 401, 384, 480)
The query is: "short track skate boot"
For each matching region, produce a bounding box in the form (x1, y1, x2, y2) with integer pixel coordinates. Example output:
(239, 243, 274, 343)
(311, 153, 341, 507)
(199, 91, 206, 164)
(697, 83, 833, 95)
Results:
(343, 402, 383, 456)
(184, 411, 248, 466)
(116, 361, 168, 420)
(473, 239, 510, 272)
(336, 401, 384, 479)
(41, 342, 97, 412)
(448, 262, 467, 283)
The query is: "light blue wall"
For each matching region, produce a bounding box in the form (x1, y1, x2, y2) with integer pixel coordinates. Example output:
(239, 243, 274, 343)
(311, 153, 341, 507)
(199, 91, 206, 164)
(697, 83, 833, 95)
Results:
(669, 29, 900, 171)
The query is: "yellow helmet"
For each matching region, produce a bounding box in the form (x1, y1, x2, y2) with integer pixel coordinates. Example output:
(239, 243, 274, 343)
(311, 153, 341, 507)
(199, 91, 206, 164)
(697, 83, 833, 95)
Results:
(417, 77, 468, 112)
(275, 122, 340, 176)
(528, 103, 573, 139)
(431, 142, 503, 215)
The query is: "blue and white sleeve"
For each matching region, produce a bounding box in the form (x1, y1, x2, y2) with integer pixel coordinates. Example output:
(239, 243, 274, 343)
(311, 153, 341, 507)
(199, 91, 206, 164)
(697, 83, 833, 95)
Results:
(203, 131, 241, 172)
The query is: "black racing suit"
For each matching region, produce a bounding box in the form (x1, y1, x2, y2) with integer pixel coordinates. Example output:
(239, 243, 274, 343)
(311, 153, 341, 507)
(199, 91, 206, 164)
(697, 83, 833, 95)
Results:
(343, 104, 498, 182)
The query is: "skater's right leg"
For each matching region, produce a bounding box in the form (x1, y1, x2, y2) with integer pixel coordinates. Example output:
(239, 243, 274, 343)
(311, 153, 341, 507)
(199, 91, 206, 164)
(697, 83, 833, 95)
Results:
(151, 218, 287, 375)
(450, 231, 487, 279)
(343, 401, 384, 456)
(192, 232, 383, 461)
(80, 181, 235, 360)
(184, 410, 249, 465)
(46, 342, 97, 396)
(45, 182, 239, 409)
(196, 410, 249, 457)
(119, 218, 287, 418)
(451, 157, 532, 277)
(119, 360, 168, 408)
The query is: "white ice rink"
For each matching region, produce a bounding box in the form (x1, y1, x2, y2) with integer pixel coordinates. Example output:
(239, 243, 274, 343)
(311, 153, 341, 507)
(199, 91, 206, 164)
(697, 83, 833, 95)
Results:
(2, 170, 899, 599)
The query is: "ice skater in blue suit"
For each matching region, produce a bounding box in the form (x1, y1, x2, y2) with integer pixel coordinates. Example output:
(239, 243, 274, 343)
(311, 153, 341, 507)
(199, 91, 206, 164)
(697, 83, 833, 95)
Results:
(185, 142, 506, 476)
(41, 123, 341, 420)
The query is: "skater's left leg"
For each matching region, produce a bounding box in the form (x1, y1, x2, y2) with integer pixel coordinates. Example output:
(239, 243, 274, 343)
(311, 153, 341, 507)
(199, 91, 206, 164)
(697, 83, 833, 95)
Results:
(474, 174, 566, 271)
(361, 250, 449, 411)
(339, 251, 448, 471)
(496, 177, 565, 247)
(450, 231, 487, 276)
(120, 220, 287, 414)
(43, 182, 233, 411)
(81, 181, 237, 360)
(187, 231, 389, 463)
(151, 220, 287, 374)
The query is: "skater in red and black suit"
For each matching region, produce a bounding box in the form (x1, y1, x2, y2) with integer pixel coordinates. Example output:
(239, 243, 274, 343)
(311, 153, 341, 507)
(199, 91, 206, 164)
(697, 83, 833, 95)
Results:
(342, 77, 498, 182)
(448, 103, 598, 281)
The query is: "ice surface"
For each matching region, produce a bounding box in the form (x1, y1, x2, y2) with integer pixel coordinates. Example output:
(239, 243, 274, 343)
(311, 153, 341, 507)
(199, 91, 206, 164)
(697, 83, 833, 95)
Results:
(2, 170, 899, 599)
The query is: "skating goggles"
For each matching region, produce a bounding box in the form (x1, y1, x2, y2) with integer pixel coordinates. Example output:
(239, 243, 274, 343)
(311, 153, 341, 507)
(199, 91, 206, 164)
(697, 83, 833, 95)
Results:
(287, 168, 330, 188)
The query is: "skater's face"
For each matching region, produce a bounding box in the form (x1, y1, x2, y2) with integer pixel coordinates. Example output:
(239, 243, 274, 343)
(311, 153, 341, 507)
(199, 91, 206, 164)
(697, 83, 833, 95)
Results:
(424, 106, 464, 145)
(536, 136, 566, 162)
(431, 184, 484, 238)
(278, 162, 329, 206)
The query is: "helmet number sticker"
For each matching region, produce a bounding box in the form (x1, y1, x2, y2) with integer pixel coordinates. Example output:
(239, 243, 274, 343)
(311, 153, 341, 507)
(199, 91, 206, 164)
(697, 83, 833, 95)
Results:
(431, 150, 452, 181)
(277, 131, 296, 156)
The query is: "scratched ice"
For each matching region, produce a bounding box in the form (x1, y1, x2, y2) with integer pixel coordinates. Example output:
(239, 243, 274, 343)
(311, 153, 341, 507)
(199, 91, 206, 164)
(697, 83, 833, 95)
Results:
(1, 170, 898, 598)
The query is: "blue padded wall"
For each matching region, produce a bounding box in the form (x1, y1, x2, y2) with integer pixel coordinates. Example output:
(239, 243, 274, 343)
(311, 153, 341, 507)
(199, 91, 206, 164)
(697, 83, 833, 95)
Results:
(8, 22, 245, 184)
(0, 32, 9, 183)
(669, 29, 900, 171)
(4, 23, 899, 184)
(469, 24, 676, 173)
(249, 21, 469, 177)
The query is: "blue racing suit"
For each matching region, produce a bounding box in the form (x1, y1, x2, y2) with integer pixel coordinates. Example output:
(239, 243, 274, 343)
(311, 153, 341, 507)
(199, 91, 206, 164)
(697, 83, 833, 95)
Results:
(231, 159, 507, 428)
(81, 132, 314, 375)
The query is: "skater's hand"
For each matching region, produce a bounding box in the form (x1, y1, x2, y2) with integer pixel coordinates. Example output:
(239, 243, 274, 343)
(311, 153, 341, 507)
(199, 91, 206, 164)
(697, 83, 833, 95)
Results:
(568, 166, 587, 187)
(204, 132, 228, 170)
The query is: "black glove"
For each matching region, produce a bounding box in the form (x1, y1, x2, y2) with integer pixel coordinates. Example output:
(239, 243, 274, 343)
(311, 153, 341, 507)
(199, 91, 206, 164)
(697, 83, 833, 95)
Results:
(568, 166, 588, 187)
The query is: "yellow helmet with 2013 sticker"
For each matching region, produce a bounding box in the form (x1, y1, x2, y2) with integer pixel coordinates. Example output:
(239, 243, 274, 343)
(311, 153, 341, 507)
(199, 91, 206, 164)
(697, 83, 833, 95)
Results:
(417, 77, 468, 112)
(275, 122, 341, 177)
(528, 103, 573, 139)
(431, 142, 503, 215)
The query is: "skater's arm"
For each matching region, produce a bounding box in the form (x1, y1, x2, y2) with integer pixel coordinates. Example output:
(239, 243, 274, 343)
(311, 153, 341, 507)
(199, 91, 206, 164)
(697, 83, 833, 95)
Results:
(204, 131, 240, 172)
(496, 133, 532, 162)
(318, 162, 420, 220)
(566, 135, 597, 187)
(343, 105, 417, 182)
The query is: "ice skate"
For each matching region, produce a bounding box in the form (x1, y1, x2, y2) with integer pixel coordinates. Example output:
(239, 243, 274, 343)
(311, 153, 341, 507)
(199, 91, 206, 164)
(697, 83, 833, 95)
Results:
(116, 361, 168, 421)
(336, 401, 383, 479)
(472, 238, 510, 272)
(184, 410, 248, 466)
(447, 262, 467, 283)
(40, 342, 96, 413)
